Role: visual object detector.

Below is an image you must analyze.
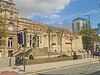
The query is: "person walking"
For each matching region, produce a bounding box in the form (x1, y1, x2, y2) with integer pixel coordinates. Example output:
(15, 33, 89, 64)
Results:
(72, 51, 78, 60)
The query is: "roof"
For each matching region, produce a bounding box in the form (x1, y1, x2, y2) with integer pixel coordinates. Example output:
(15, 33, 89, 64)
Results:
(73, 17, 88, 21)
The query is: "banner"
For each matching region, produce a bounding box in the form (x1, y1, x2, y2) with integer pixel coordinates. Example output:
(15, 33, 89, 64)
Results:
(64, 34, 71, 44)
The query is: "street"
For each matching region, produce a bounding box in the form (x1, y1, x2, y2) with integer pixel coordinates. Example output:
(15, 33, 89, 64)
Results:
(33, 61, 100, 75)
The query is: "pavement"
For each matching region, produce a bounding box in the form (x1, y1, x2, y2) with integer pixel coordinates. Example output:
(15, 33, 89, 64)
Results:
(0, 58, 99, 75)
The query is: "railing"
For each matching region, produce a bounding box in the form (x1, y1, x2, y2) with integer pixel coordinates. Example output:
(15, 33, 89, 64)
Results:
(13, 47, 32, 56)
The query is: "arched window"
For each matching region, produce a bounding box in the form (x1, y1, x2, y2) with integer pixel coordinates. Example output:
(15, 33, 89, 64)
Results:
(8, 37, 13, 48)
(8, 22, 13, 31)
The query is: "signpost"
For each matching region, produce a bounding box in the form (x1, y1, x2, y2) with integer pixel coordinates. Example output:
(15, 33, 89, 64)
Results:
(23, 28, 26, 72)
(17, 28, 26, 72)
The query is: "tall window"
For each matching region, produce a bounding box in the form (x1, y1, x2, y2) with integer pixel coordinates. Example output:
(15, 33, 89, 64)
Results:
(8, 22, 13, 31)
(8, 38, 13, 48)
(40, 36, 42, 44)
(37, 36, 39, 47)
(30, 35, 31, 47)
(0, 37, 2, 48)
(77, 22, 80, 31)
(8, 50, 13, 57)
(58, 35, 60, 45)
(32, 36, 36, 48)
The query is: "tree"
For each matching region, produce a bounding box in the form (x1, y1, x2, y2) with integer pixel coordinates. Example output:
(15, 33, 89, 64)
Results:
(57, 27, 68, 57)
(0, 16, 8, 46)
(46, 26, 53, 58)
(80, 25, 94, 50)
(58, 28, 64, 58)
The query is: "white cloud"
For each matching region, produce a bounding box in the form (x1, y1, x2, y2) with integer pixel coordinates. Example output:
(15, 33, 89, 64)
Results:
(13, 0, 70, 18)
(45, 14, 60, 18)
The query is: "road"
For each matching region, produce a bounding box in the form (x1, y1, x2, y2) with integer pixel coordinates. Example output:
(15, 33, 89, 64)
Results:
(32, 61, 100, 75)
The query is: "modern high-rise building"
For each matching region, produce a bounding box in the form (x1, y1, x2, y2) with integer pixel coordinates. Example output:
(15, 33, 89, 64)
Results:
(72, 17, 89, 33)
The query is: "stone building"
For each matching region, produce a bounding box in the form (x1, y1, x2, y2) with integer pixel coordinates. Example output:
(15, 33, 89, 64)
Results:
(0, 0, 83, 57)
(0, 0, 19, 57)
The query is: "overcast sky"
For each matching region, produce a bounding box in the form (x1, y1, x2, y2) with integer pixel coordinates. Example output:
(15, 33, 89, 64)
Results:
(13, 0, 100, 28)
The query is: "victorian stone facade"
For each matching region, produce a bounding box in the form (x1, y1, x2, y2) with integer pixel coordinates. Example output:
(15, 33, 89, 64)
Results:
(0, 0, 83, 57)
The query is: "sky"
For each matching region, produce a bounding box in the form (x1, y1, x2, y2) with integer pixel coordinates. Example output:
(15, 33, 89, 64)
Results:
(13, 0, 100, 29)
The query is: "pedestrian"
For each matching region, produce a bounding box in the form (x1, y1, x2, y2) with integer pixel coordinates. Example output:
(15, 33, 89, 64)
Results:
(29, 55, 33, 60)
(92, 51, 95, 58)
(15, 56, 20, 66)
(72, 51, 78, 60)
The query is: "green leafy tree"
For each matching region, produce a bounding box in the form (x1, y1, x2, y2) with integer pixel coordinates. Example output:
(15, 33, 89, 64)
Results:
(0, 16, 8, 46)
(80, 24, 94, 50)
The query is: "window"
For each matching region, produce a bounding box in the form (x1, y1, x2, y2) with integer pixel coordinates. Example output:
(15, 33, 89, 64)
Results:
(77, 22, 80, 30)
(30, 35, 31, 47)
(52, 43, 56, 45)
(8, 50, 13, 57)
(0, 42, 2, 48)
(37, 36, 39, 47)
(0, 51, 2, 57)
(40, 36, 42, 43)
(8, 22, 13, 31)
(32, 36, 36, 48)
(58, 35, 60, 45)
(10, 17, 13, 19)
(0, 37, 3, 48)
(0, 37, 2, 48)
(8, 38, 13, 48)
(10, 12, 13, 15)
